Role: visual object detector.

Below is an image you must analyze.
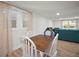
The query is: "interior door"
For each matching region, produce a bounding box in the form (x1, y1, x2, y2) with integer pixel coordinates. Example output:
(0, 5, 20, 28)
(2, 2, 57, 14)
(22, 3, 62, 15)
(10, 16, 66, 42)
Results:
(10, 7, 28, 50)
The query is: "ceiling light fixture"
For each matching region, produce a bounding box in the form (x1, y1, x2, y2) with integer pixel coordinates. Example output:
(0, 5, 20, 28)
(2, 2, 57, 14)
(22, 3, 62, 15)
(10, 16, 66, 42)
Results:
(56, 13, 60, 15)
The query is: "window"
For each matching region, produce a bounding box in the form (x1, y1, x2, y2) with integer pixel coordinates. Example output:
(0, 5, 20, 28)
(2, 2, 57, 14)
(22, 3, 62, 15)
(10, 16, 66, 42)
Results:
(11, 10, 17, 28)
(62, 20, 76, 29)
(12, 20, 16, 28)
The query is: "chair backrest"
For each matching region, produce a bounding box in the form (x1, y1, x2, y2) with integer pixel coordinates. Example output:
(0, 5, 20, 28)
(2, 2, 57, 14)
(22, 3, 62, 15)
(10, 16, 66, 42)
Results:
(44, 30, 55, 39)
(22, 36, 43, 57)
(48, 33, 59, 56)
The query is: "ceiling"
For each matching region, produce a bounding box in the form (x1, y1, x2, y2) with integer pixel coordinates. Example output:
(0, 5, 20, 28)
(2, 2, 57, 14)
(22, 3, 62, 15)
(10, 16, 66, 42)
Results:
(5, 1, 79, 20)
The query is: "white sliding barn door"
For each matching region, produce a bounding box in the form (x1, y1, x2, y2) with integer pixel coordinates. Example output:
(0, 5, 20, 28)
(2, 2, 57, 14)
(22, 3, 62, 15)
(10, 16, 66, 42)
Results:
(10, 7, 29, 50)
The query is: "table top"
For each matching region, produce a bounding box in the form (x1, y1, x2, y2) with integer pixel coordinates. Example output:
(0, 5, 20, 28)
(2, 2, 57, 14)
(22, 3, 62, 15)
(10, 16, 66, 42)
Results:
(30, 35, 53, 52)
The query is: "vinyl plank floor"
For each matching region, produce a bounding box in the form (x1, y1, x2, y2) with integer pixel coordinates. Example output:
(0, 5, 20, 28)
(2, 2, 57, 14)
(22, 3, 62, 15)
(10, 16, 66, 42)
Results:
(8, 40, 79, 57)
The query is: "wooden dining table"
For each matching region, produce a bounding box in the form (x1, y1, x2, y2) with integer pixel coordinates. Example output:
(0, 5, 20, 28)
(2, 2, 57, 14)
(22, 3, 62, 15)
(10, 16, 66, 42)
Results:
(30, 35, 53, 52)
(8, 35, 53, 57)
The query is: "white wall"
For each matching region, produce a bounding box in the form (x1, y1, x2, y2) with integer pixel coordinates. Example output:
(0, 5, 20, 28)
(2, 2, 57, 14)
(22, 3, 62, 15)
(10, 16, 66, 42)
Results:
(32, 13, 52, 36)
(52, 20, 62, 29)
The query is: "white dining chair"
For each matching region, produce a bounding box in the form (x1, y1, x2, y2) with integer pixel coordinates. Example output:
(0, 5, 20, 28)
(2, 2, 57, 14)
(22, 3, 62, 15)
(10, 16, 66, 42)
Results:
(22, 36, 43, 57)
(49, 33, 59, 56)
(43, 33, 59, 57)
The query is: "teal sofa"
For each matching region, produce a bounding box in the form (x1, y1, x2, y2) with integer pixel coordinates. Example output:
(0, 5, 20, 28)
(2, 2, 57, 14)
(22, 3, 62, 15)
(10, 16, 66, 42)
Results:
(53, 28, 79, 43)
